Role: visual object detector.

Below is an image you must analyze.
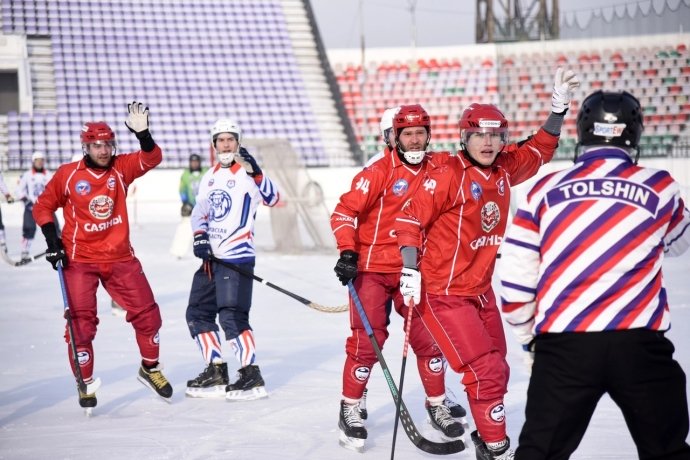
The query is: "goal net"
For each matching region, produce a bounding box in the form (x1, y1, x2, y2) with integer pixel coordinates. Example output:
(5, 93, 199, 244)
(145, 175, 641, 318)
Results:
(243, 138, 336, 254)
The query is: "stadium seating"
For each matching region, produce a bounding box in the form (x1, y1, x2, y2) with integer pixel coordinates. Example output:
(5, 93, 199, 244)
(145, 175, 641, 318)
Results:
(333, 38, 689, 160)
(2, 0, 330, 168)
(2, 0, 688, 167)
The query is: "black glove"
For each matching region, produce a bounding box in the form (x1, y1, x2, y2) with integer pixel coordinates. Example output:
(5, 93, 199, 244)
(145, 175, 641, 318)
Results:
(193, 231, 211, 260)
(334, 250, 358, 286)
(181, 202, 193, 217)
(235, 147, 262, 177)
(41, 222, 68, 270)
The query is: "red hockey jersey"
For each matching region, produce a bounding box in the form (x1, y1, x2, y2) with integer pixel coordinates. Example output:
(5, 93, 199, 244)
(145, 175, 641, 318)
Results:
(32, 147, 162, 263)
(395, 129, 558, 295)
(331, 151, 450, 273)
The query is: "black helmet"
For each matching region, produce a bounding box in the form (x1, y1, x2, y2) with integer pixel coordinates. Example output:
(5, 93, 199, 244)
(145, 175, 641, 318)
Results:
(576, 90, 644, 150)
(188, 153, 202, 172)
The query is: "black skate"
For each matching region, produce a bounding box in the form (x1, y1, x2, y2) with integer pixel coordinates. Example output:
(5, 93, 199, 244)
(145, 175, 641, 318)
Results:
(359, 388, 368, 419)
(137, 363, 173, 402)
(445, 396, 467, 418)
(338, 400, 367, 452)
(185, 362, 229, 398)
(471, 430, 514, 460)
(426, 400, 464, 439)
(225, 364, 268, 401)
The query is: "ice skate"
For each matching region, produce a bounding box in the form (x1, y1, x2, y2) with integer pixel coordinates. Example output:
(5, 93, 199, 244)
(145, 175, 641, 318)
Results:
(471, 430, 514, 460)
(137, 363, 173, 402)
(77, 378, 102, 416)
(444, 396, 467, 418)
(20, 251, 30, 262)
(185, 362, 229, 398)
(358, 388, 368, 420)
(225, 364, 268, 401)
(338, 400, 367, 453)
(426, 400, 464, 440)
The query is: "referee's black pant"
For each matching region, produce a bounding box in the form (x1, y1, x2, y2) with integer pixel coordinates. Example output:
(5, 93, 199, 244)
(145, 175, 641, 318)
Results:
(515, 329, 690, 460)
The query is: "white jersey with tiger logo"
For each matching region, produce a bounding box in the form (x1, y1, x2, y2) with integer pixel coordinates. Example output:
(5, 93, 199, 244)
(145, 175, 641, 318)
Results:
(191, 162, 279, 263)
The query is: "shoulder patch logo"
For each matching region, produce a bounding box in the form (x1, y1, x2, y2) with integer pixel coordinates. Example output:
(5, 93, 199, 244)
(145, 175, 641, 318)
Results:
(471, 181, 482, 200)
(75, 180, 91, 196)
(392, 178, 409, 196)
(496, 177, 505, 196)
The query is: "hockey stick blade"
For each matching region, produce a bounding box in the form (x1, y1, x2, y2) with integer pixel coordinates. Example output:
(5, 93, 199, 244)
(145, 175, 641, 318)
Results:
(0, 246, 47, 267)
(14, 250, 47, 266)
(347, 282, 465, 455)
(210, 256, 348, 313)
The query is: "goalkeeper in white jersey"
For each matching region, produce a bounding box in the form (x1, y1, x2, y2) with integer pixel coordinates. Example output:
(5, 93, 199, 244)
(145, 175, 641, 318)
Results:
(185, 118, 280, 400)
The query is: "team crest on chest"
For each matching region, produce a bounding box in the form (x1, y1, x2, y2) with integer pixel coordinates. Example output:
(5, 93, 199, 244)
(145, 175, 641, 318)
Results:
(89, 195, 114, 220)
(496, 178, 505, 196)
(471, 181, 482, 200)
(75, 180, 91, 196)
(392, 178, 409, 196)
(481, 201, 500, 233)
(107, 177, 116, 190)
(208, 189, 232, 222)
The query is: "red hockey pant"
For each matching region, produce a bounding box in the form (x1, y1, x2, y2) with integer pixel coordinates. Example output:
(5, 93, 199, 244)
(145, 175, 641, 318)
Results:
(62, 259, 162, 381)
(342, 272, 446, 401)
(417, 288, 510, 443)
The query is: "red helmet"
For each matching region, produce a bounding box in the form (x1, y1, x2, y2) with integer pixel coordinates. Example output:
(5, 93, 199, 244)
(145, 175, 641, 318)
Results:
(393, 104, 431, 136)
(459, 103, 508, 130)
(459, 103, 508, 147)
(80, 122, 115, 144)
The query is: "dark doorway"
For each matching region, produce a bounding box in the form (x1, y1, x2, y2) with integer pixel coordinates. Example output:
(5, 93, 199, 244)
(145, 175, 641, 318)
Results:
(0, 71, 20, 114)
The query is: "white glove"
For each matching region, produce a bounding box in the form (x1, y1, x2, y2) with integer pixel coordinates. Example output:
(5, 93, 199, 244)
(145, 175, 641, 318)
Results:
(551, 67, 580, 114)
(124, 101, 150, 133)
(400, 267, 421, 306)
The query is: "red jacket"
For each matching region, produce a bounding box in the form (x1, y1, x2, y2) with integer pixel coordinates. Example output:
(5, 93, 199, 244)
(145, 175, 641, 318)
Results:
(331, 151, 450, 273)
(32, 147, 162, 263)
(395, 129, 558, 295)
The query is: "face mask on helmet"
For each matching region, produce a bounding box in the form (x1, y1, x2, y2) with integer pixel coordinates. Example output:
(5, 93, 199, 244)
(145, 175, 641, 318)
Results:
(393, 105, 431, 165)
(576, 90, 644, 162)
(210, 119, 242, 167)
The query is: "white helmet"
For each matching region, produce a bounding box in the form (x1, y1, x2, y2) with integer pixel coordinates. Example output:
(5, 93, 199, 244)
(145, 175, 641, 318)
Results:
(210, 118, 242, 166)
(32, 151, 45, 162)
(379, 106, 401, 140)
(210, 118, 242, 144)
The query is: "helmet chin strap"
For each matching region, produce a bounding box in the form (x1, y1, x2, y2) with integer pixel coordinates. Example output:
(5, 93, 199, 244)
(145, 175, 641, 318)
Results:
(395, 137, 429, 166)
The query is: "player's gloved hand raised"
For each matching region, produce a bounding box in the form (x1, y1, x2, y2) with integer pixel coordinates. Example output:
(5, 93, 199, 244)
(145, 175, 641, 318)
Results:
(41, 222, 68, 270)
(235, 147, 262, 177)
(124, 101, 150, 134)
(551, 67, 580, 114)
(400, 267, 421, 306)
(334, 250, 358, 286)
(193, 231, 212, 260)
(125, 101, 156, 152)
